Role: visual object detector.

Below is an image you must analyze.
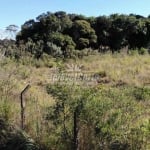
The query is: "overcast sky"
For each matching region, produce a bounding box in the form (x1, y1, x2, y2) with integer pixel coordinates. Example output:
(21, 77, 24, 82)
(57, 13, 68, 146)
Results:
(0, 0, 150, 29)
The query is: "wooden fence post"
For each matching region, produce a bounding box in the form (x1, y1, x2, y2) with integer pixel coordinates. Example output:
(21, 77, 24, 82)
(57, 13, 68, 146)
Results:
(20, 84, 31, 130)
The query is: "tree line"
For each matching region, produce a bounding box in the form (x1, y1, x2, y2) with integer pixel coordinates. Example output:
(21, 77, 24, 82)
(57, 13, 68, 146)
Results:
(1, 11, 150, 58)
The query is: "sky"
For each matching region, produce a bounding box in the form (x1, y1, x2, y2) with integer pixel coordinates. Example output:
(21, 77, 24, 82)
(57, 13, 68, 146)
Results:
(0, 0, 150, 29)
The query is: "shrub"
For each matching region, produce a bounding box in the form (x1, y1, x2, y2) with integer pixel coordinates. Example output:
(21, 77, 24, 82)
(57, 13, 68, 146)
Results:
(78, 38, 89, 49)
(0, 118, 39, 150)
(138, 48, 148, 55)
(44, 42, 62, 57)
(128, 49, 139, 55)
(133, 87, 150, 101)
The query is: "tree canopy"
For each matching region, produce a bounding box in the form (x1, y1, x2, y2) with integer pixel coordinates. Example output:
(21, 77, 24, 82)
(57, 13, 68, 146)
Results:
(13, 12, 150, 57)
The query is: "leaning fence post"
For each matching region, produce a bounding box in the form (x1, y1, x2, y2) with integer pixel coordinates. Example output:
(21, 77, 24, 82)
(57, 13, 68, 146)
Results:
(20, 84, 31, 130)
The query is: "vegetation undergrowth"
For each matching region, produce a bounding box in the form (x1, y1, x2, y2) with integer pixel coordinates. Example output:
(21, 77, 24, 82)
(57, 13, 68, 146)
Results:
(0, 53, 149, 150)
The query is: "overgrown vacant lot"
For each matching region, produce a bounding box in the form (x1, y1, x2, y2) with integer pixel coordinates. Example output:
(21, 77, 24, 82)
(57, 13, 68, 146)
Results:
(0, 53, 150, 150)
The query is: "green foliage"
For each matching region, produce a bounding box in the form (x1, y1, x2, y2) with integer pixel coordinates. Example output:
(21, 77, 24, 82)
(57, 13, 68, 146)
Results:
(0, 98, 12, 121)
(0, 80, 15, 121)
(133, 86, 150, 101)
(48, 32, 76, 58)
(44, 42, 62, 57)
(6, 131, 39, 150)
(128, 49, 139, 55)
(45, 84, 150, 149)
(0, 118, 39, 150)
(14, 11, 150, 57)
(70, 20, 97, 49)
(94, 16, 111, 48)
(138, 47, 149, 55)
(46, 84, 93, 149)
(0, 53, 150, 149)
(78, 38, 89, 49)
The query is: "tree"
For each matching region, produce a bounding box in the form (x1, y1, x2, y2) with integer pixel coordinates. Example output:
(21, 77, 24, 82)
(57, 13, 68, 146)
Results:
(70, 20, 97, 49)
(48, 32, 76, 58)
(126, 17, 148, 49)
(6, 25, 19, 40)
(46, 84, 96, 150)
(16, 11, 150, 55)
(16, 20, 36, 42)
(46, 84, 82, 149)
(54, 11, 73, 33)
(78, 38, 89, 49)
(94, 16, 111, 49)
(108, 14, 128, 51)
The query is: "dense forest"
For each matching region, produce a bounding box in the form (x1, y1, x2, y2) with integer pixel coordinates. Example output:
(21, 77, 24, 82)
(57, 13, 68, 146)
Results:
(17, 11, 150, 50)
(1, 11, 150, 59)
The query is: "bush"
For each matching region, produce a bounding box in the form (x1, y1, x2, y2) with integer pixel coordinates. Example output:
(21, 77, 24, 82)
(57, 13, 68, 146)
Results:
(128, 49, 139, 55)
(44, 42, 63, 57)
(133, 87, 150, 101)
(78, 38, 89, 49)
(138, 48, 148, 55)
(0, 118, 39, 150)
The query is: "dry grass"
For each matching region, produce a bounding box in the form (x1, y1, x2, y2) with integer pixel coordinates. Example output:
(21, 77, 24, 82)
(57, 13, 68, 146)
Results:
(0, 53, 150, 143)
(75, 53, 150, 86)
